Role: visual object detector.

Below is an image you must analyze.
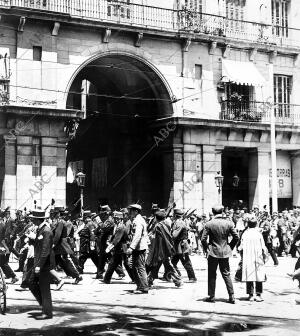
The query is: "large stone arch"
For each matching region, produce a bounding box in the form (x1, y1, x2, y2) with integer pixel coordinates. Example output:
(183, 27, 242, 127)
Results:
(65, 52, 175, 212)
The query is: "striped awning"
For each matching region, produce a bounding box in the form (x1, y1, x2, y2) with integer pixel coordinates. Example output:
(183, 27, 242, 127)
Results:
(222, 59, 266, 86)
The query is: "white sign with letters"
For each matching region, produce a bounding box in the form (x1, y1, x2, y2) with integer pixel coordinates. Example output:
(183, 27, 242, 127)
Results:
(269, 152, 292, 198)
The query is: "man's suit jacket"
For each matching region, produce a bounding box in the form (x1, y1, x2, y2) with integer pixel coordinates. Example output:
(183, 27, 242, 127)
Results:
(52, 219, 73, 255)
(34, 223, 53, 271)
(201, 215, 239, 258)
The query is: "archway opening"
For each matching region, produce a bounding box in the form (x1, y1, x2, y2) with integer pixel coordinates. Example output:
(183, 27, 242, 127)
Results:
(66, 54, 174, 213)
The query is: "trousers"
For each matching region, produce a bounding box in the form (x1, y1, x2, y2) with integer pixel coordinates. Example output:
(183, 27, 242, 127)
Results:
(132, 250, 148, 291)
(55, 254, 80, 279)
(246, 281, 263, 295)
(207, 256, 234, 297)
(171, 253, 196, 280)
(29, 270, 53, 317)
(104, 252, 134, 283)
(148, 257, 181, 286)
(0, 254, 16, 279)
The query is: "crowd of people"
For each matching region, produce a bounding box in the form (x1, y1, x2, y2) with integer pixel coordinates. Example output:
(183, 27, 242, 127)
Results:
(0, 203, 299, 320)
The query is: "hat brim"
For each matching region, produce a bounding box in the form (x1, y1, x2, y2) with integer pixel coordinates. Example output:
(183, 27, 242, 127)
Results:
(29, 215, 48, 219)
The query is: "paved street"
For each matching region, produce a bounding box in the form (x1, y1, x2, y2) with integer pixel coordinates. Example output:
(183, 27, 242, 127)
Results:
(0, 255, 300, 335)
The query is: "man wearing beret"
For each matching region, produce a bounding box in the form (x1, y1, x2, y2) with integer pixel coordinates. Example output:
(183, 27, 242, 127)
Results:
(127, 204, 149, 294)
(201, 204, 239, 304)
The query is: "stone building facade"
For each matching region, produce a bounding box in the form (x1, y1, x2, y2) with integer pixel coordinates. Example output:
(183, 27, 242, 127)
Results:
(0, 0, 300, 214)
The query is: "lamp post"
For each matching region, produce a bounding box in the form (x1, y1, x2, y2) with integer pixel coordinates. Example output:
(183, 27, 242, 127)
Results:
(76, 171, 86, 217)
(215, 171, 224, 204)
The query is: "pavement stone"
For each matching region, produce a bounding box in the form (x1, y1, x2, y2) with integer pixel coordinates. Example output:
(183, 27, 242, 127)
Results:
(0, 255, 299, 335)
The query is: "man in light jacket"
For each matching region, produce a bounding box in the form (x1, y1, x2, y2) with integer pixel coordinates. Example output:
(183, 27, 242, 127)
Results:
(201, 204, 239, 304)
(127, 204, 149, 294)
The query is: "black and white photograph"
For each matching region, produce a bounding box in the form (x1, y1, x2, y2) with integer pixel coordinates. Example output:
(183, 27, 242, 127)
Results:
(0, 0, 299, 335)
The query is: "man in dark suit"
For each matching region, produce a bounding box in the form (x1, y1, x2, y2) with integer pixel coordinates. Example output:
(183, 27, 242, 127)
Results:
(28, 208, 53, 319)
(201, 204, 239, 304)
(52, 208, 82, 284)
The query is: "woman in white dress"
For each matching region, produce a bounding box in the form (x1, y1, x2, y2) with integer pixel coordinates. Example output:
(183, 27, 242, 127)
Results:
(238, 218, 268, 302)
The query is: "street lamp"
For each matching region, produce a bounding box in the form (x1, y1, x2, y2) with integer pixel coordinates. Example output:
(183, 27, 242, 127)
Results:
(232, 173, 240, 187)
(215, 171, 224, 203)
(76, 171, 86, 216)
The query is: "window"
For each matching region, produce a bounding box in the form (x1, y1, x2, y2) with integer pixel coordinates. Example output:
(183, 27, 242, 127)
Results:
(183, 0, 203, 12)
(32, 138, 41, 177)
(225, 0, 245, 33)
(195, 64, 202, 80)
(107, 0, 130, 19)
(274, 75, 292, 118)
(272, 0, 289, 37)
(33, 46, 42, 61)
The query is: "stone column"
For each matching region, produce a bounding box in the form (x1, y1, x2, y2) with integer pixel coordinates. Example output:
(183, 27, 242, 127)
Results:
(2, 135, 17, 210)
(202, 145, 223, 214)
(291, 151, 300, 207)
(172, 144, 184, 208)
(248, 149, 270, 210)
(16, 136, 34, 210)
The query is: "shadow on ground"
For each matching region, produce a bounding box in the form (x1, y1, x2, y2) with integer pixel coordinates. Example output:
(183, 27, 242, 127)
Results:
(0, 305, 264, 336)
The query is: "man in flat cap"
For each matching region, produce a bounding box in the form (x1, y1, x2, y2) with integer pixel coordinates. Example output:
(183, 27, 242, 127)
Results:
(102, 211, 134, 283)
(201, 204, 239, 304)
(127, 204, 149, 294)
(171, 208, 197, 282)
(147, 209, 182, 288)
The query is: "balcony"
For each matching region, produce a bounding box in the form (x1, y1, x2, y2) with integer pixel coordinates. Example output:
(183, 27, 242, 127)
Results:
(0, 0, 298, 49)
(220, 101, 300, 126)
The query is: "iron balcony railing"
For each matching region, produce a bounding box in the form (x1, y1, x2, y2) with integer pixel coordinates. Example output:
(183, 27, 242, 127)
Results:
(0, 0, 298, 48)
(220, 101, 300, 126)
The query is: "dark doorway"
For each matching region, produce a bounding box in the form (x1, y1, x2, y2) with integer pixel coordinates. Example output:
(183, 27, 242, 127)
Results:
(222, 148, 249, 209)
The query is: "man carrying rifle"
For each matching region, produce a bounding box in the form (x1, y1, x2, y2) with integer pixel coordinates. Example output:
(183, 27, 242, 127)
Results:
(171, 208, 197, 282)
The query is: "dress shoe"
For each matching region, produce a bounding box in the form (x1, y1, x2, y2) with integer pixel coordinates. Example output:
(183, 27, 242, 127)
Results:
(116, 275, 125, 280)
(74, 275, 83, 284)
(204, 296, 215, 303)
(100, 280, 110, 284)
(95, 273, 103, 280)
(56, 280, 65, 291)
(35, 314, 53, 320)
(228, 295, 236, 304)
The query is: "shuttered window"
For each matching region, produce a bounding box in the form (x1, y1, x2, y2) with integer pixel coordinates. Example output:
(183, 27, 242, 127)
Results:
(274, 75, 292, 118)
(272, 0, 289, 37)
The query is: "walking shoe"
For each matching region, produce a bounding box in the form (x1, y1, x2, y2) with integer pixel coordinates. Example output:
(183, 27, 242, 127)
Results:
(35, 314, 53, 320)
(174, 281, 183, 288)
(11, 277, 19, 284)
(74, 276, 83, 284)
(95, 273, 103, 280)
(132, 290, 148, 294)
(186, 278, 197, 283)
(100, 280, 110, 284)
(56, 280, 65, 291)
(116, 274, 125, 280)
(228, 295, 236, 304)
(204, 296, 215, 303)
(255, 295, 264, 302)
(247, 295, 255, 302)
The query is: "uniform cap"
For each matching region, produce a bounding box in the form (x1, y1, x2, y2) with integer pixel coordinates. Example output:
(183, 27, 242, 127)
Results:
(173, 208, 184, 216)
(155, 209, 166, 219)
(127, 204, 142, 211)
(113, 211, 124, 219)
(99, 205, 111, 213)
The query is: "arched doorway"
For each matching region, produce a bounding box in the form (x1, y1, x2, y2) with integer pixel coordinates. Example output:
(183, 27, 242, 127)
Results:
(66, 54, 174, 213)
